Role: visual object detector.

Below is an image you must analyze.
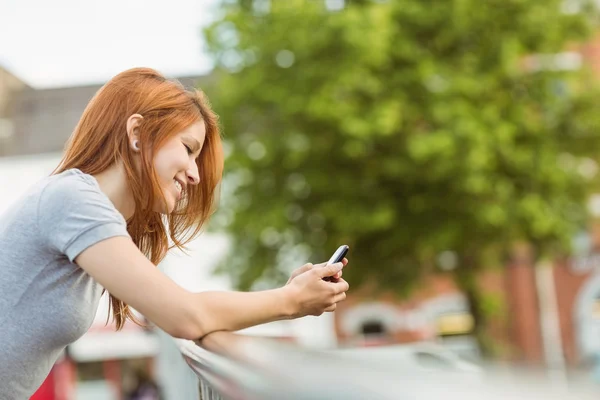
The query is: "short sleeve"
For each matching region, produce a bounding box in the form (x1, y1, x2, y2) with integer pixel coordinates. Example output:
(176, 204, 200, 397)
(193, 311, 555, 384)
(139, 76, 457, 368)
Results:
(37, 173, 131, 262)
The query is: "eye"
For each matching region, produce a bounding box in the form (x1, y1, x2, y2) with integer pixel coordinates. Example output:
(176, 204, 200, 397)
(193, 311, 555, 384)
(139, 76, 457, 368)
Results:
(184, 144, 193, 155)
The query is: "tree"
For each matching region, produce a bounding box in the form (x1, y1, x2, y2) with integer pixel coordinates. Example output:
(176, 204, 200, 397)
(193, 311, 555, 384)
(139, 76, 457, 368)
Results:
(203, 0, 600, 356)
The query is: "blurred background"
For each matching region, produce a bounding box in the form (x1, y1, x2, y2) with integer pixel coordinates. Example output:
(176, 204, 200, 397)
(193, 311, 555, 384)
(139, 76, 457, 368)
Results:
(2, 0, 600, 399)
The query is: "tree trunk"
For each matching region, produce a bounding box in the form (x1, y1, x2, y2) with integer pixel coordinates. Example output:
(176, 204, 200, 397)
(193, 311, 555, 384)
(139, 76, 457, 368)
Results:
(454, 257, 495, 359)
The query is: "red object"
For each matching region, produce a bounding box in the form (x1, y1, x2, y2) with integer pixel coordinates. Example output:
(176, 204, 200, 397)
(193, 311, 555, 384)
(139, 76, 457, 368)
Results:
(30, 371, 55, 400)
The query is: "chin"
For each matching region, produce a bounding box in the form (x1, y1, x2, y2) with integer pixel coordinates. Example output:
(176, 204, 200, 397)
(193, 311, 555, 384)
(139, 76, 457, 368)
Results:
(152, 206, 169, 215)
(165, 201, 176, 215)
(153, 197, 176, 215)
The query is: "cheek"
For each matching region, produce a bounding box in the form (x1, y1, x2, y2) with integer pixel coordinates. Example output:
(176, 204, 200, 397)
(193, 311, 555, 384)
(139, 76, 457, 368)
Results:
(153, 149, 181, 176)
(151, 155, 166, 178)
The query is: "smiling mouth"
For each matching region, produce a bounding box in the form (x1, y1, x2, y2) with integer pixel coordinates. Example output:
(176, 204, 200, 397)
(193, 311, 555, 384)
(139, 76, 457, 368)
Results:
(173, 179, 183, 200)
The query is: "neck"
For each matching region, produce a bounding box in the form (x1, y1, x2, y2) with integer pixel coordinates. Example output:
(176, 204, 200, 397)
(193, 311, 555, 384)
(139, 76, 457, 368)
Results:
(92, 163, 135, 220)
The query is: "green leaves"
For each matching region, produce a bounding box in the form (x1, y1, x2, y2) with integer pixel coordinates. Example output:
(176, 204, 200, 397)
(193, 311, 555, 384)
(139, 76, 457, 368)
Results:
(203, 0, 600, 295)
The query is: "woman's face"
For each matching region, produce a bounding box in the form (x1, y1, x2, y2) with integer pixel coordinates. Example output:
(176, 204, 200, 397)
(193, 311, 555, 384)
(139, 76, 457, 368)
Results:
(152, 120, 206, 214)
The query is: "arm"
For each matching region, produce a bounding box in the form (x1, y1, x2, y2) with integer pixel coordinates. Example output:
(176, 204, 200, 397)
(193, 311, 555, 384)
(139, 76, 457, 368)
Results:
(75, 236, 348, 340)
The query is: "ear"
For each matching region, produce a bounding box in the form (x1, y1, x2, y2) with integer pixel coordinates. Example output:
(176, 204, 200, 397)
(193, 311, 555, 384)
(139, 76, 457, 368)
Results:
(126, 114, 144, 152)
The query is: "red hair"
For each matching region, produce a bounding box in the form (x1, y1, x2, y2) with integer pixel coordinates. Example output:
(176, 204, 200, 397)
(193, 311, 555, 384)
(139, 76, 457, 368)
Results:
(54, 67, 223, 329)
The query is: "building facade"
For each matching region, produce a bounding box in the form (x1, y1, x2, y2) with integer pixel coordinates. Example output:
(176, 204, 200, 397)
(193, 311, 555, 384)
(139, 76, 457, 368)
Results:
(333, 244, 600, 371)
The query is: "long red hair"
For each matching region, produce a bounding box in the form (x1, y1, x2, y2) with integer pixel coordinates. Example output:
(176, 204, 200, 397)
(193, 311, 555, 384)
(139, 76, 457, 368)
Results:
(54, 67, 223, 329)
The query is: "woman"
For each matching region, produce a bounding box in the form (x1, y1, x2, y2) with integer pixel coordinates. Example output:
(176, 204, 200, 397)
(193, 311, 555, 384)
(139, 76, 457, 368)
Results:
(0, 67, 349, 398)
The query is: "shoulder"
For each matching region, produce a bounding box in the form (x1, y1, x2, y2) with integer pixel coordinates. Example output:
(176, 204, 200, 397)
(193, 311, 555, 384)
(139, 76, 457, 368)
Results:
(40, 169, 101, 201)
(36, 169, 131, 260)
(38, 169, 126, 226)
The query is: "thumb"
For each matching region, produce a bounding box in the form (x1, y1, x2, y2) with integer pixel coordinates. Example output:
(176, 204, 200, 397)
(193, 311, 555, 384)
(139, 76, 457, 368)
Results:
(318, 262, 343, 279)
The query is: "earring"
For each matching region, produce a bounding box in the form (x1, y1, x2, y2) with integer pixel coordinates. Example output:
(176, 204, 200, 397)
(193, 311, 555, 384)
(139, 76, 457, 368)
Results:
(132, 140, 140, 151)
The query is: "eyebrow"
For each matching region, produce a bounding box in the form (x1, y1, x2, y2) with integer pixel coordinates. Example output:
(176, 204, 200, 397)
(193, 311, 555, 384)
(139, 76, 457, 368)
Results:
(183, 135, 202, 153)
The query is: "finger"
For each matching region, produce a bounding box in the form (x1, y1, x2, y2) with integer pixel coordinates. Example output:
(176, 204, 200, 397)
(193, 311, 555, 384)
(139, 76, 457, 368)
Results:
(342, 257, 349, 267)
(317, 262, 343, 279)
(324, 304, 337, 312)
(332, 278, 349, 293)
(330, 270, 343, 280)
(334, 292, 347, 303)
(288, 263, 314, 285)
(293, 263, 314, 277)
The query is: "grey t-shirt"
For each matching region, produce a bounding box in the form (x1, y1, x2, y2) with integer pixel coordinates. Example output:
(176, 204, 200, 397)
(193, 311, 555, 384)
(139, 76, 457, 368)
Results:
(0, 169, 130, 398)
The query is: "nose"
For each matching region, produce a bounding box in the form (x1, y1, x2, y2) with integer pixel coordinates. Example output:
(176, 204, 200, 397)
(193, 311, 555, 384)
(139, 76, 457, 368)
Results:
(186, 161, 200, 185)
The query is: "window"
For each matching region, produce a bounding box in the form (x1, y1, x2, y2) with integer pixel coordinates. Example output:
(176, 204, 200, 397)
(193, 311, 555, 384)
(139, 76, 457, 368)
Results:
(593, 298, 600, 320)
(360, 320, 386, 337)
(0, 118, 13, 139)
(77, 361, 105, 381)
(436, 312, 474, 337)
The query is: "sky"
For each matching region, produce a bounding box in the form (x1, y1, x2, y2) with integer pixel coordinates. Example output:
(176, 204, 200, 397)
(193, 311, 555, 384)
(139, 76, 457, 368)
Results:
(0, 0, 219, 88)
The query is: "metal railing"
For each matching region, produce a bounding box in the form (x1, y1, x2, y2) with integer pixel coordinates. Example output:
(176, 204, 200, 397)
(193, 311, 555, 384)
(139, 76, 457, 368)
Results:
(176, 331, 600, 400)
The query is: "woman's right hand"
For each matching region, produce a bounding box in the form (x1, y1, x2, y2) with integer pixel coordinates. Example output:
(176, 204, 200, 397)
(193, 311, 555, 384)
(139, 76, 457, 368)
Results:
(283, 262, 349, 318)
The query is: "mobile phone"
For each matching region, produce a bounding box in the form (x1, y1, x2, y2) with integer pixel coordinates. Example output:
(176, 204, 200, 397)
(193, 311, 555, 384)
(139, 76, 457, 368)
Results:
(326, 245, 349, 265)
(323, 245, 349, 281)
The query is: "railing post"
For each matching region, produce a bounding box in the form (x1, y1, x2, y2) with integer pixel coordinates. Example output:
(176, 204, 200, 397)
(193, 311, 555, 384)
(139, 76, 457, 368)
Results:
(198, 379, 222, 400)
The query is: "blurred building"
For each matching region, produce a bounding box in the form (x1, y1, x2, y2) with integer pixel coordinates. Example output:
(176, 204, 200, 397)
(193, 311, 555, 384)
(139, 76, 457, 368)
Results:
(0, 71, 208, 158)
(0, 66, 30, 156)
(333, 245, 600, 370)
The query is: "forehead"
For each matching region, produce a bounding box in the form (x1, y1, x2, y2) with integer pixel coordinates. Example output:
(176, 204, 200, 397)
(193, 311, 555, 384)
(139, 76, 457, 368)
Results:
(177, 120, 206, 142)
